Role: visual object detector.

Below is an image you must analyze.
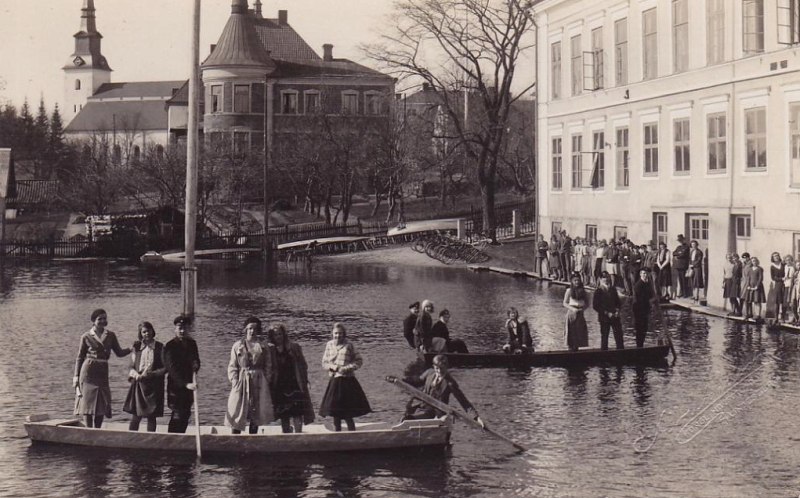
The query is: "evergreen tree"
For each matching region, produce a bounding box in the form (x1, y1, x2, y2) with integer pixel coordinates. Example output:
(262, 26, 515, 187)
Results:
(48, 104, 68, 179)
(18, 98, 35, 160)
(0, 104, 18, 148)
(34, 97, 50, 177)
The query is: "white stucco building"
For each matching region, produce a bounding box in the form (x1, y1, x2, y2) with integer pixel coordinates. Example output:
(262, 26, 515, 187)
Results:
(534, 0, 800, 306)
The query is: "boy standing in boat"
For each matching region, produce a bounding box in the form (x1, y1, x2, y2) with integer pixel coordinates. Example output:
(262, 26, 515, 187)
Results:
(394, 355, 484, 428)
(164, 315, 201, 433)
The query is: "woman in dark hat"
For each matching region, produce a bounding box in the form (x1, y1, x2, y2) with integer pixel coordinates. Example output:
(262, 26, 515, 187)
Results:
(73, 309, 135, 428)
(123, 321, 166, 432)
(319, 323, 371, 431)
(267, 323, 315, 434)
(225, 317, 275, 434)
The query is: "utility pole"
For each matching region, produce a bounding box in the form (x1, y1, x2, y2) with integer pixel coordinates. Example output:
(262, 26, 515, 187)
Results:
(182, 0, 201, 317)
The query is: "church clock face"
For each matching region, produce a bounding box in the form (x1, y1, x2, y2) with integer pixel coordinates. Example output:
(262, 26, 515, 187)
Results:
(73, 56, 85, 67)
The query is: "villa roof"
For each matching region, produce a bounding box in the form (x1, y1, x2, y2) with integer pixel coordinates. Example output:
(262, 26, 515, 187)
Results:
(202, 1, 275, 69)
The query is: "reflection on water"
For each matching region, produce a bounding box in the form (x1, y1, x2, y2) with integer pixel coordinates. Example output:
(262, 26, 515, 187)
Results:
(1, 257, 800, 497)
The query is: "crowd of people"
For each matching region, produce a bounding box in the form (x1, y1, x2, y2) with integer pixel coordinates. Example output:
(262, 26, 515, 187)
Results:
(73, 309, 483, 434)
(723, 251, 800, 325)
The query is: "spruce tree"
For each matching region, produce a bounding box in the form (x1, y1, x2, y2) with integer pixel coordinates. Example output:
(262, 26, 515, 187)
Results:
(19, 98, 35, 160)
(0, 104, 18, 148)
(34, 97, 50, 177)
(48, 104, 67, 179)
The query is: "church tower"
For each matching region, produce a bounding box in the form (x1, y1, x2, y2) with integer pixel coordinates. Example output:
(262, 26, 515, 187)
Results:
(62, 0, 112, 125)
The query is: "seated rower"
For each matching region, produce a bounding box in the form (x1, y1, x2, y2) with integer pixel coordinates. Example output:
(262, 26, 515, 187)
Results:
(396, 355, 484, 427)
(430, 309, 469, 354)
(502, 307, 533, 354)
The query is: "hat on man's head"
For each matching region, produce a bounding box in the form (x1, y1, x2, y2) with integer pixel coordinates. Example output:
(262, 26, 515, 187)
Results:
(174, 315, 191, 326)
(677, 234, 685, 240)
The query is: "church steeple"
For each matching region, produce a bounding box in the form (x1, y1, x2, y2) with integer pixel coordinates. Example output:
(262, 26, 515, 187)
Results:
(254, 0, 263, 17)
(80, 0, 98, 34)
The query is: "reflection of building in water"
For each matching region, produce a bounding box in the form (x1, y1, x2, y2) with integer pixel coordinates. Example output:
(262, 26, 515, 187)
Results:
(533, 0, 800, 306)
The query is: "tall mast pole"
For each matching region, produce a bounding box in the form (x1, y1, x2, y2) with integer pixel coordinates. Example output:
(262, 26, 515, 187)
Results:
(182, 0, 201, 317)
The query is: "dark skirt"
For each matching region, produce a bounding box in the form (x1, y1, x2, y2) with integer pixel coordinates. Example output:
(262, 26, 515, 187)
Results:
(594, 258, 603, 279)
(657, 264, 672, 287)
(274, 366, 306, 420)
(690, 267, 704, 289)
(123, 376, 165, 418)
(723, 278, 739, 299)
(743, 284, 766, 304)
(319, 376, 371, 419)
(564, 310, 589, 350)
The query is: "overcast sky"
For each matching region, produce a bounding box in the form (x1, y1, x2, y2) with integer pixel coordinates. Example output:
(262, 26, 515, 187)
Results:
(0, 0, 397, 110)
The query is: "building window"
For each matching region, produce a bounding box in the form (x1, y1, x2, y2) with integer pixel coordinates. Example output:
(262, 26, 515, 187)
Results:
(233, 132, 249, 156)
(672, 0, 689, 73)
(735, 215, 752, 238)
(707, 0, 725, 64)
(551, 41, 562, 100)
(614, 226, 628, 240)
(707, 113, 727, 172)
(552, 221, 562, 236)
(234, 84, 250, 113)
(365, 93, 381, 115)
(616, 127, 629, 188)
(654, 213, 669, 246)
(305, 91, 320, 114)
(790, 103, 800, 186)
(342, 92, 359, 114)
(743, 0, 765, 55)
(674, 118, 690, 174)
(778, 0, 800, 45)
(281, 91, 298, 114)
(745, 107, 767, 170)
(586, 224, 598, 241)
(643, 8, 658, 80)
(571, 135, 583, 190)
(585, 27, 604, 91)
(615, 18, 628, 86)
(644, 122, 659, 175)
(591, 130, 605, 188)
(75, 79, 81, 90)
(571, 35, 582, 96)
(688, 214, 710, 243)
(552, 137, 563, 191)
(211, 85, 222, 113)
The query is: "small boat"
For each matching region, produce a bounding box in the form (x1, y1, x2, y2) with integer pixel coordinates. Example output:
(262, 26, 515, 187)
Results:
(24, 414, 451, 454)
(418, 344, 671, 368)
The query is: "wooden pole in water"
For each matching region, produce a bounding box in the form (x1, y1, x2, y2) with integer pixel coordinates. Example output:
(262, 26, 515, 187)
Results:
(193, 372, 202, 458)
(183, 0, 201, 317)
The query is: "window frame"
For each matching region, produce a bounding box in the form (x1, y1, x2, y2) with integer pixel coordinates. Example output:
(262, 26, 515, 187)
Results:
(552, 136, 563, 191)
(672, 0, 689, 73)
(341, 91, 359, 115)
(643, 122, 659, 176)
(778, 0, 800, 46)
(591, 130, 605, 189)
(614, 226, 628, 241)
(744, 106, 767, 171)
(707, 112, 727, 173)
(586, 224, 598, 241)
(551, 41, 562, 100)
(571, 134, 583, 190)
(233, 131, 250, 157)
(210, 85, 223, 114)
(571, 35, 583, 96)
(706, 0, 725, 64)
(614, 18, 628, 86)
(233, 84, 251, 114)
(304, 90, 320, 115)
(642, 8, 658, 81)
(790, 102, 800, 186)
(743, 0, 766, 55)
(735, 215, 752, 239)
(280, 90, 299, 115)
(616, 126, 630, 189)
(654, 213, 669, 246)
(673, 117, 691, 174)
(364, 91, 383, 116)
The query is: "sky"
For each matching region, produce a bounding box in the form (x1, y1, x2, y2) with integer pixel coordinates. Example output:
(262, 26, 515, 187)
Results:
(0, 0, 396, 111)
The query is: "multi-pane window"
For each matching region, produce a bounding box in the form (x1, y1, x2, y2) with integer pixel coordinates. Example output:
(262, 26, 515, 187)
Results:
(672, 0, 689, 73)
(305, 92, 320, 114)
(614, 226, 628, 240)
(552, 137, 563, 191)
(211, 85, 222, 113)
(643, 8, 658, 80)
(778, 0, 800, 45)
(735, 215, 752, 238)
(586, 225, 598, 241)
(790, 103, 800, 186)
(365, 93, 381, 115)
(743, 0, 765, 55)
(589, 27, 604, 90)
(707, 113, 727, 172)
(616, 127, 629, 188)
(551, 42, 562, 100)
(674, 118, 691, 174)
(233, 132, 249, 156)
(654, 213, 669, 246)
(592, 131, 605, 188)
(615, 18, 628, 86)
(745, 107, 767, 170)
(689, 215, 710, 243)
(571, 135, 583, 190)
(281, 92, 298, 114)
(571, 35, 582, 96)
(644, 123, 659, 175)
(707, 0, 725, 64)
(552, 222, 563, 235)
(342, 92, 359, 114)
(234, 84, 250, 113)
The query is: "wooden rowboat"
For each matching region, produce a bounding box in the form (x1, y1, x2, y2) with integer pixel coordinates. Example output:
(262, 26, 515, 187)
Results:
(418, 344, 671, 368)
(24, 414, 451, 454)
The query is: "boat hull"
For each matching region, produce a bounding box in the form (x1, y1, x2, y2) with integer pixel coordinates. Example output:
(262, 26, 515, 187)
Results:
(420, 345, 670, 368)
(24, 416, 451, 454)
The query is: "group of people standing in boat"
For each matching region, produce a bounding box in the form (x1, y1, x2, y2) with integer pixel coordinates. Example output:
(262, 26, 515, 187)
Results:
(73, 311, 371, 434)
(403, 300, 469, 354)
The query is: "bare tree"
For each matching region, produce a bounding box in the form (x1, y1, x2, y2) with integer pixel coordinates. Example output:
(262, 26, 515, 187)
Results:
(365, 0, 536, 239)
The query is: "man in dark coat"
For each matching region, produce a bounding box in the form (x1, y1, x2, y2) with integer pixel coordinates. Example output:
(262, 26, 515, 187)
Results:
(403, 302, 420, 349)
(673, 234, 691, 298)
(164, 315, 201, 433)
(592, 271, 624, 350)
(632, 269, 655, 348)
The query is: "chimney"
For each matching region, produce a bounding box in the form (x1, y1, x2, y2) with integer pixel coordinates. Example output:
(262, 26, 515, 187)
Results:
(323, 44, 334, 62)
(254, 0, 262, 17)
(278, 10, 288, 25)
(422, 82, 431, 91)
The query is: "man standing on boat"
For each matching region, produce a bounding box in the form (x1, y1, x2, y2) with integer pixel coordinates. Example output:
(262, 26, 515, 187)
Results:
(403, 302, 419, 349)
(632, 269, 655, 348)
(393, 355, 485, 428)
(164, 315, 201, 433)
(593, 271, 624, 350)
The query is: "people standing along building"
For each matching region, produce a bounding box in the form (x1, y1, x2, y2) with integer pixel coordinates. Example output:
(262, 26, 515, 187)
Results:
(164, 315, 200, 434)
(655, 242, 672, 301)
(535, 235, 549, 277)
(688, 240, 705, 303)
(743, 257, 766, 322)
(673, 236, 690, 299)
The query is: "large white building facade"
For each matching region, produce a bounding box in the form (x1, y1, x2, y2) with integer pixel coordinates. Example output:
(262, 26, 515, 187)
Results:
(534, 0, 800, 306)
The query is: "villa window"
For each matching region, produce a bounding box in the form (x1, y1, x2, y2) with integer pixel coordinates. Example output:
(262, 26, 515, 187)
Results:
(281, 92, 298, 114)
(211, 85, 222, 113)
(342, 92, 359, 115)
(234, 84, 250, 113)
(707, 113, 727, 172)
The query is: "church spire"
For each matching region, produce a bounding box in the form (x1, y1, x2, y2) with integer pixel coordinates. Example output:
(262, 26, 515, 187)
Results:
(80, 0, 97, 34)
(254, 0, 263, 17)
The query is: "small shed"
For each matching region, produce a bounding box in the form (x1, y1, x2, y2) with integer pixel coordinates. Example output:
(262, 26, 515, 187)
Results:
(0, 149, 17, 230)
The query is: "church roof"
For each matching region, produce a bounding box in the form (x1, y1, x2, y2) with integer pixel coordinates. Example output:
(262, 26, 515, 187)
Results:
(202, 1, 275, 69)
(272, 59, 393, 80)
(90, 81, 186, 100)
(65, 100, 170, 133)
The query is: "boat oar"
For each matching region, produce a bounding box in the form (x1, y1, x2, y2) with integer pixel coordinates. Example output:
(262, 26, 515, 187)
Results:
(654, 300, 677, 361)
(385, 376, 528, 452)
(192, 372, 202, 459)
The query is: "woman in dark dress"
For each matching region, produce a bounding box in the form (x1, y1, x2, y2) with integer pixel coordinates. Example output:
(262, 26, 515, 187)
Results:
(768, 252, 787, 324)
(743, 257, 766, 321)
(319, 323, 371, 431)
(688, 240, 704, 302)
(655, 242, 672, 300)
(123, 322, 166, 432)
(267, 324, 315, 434)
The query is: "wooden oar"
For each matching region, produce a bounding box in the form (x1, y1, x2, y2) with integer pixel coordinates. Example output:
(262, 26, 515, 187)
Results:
(385, 376, 528, 452)
(654, 300, 677, 361)
(192, 372, 202, 459)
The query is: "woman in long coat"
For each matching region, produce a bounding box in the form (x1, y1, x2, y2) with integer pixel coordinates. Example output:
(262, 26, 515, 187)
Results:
(688, 240, 704, 302)
(267, 324, 315, 434)
(225, 317, 275, 434)
(123, 321, 166, 432)
(319, 323, 371, 431)
(74, 309, 133, 428)
(563, 274, 589, 351)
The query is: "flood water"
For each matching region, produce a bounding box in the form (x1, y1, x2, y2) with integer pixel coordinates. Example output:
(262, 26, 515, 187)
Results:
(0, 254, 798, 497)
